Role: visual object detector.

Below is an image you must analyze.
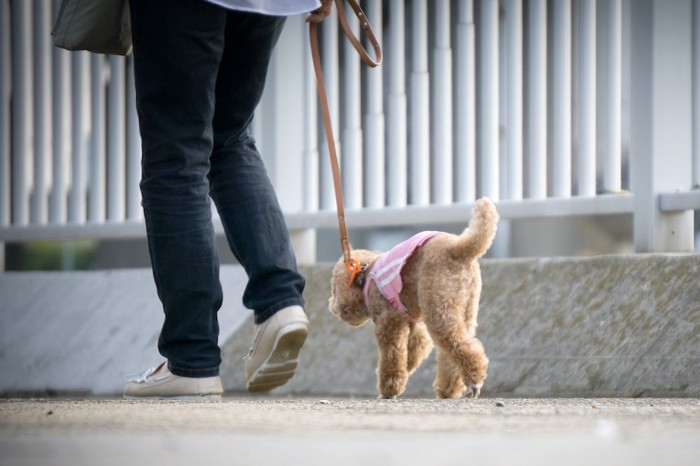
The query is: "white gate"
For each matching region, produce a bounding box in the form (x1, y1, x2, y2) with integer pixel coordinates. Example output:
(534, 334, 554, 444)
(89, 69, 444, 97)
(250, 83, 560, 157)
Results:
(1, 0, 699, 266)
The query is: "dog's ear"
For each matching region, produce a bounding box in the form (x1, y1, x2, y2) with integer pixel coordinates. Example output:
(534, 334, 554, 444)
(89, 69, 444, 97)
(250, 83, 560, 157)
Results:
(328, 286, 367, 325)
(328, 251, 374, 327)
(328, 293, 340, 316)
(328, 270, 370, 327)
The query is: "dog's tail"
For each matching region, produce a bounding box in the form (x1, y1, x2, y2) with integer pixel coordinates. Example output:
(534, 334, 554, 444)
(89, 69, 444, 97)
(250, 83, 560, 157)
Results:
(453, 197, 499, 260)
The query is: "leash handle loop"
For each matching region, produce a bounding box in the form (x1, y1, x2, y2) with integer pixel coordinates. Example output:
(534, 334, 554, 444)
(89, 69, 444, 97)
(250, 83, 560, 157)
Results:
(334, 0, 382, 68)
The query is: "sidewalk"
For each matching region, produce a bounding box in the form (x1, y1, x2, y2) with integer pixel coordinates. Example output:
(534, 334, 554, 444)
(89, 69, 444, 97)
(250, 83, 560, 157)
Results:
(1, 397, 699, 465)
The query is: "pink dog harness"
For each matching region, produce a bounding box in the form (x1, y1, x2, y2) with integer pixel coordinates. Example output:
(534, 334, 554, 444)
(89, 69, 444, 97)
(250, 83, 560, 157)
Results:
(363, 231, 442, 313)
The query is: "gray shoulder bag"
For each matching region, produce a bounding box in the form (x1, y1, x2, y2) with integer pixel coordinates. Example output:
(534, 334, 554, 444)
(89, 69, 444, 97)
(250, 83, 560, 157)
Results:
(52, 0, 132, 56)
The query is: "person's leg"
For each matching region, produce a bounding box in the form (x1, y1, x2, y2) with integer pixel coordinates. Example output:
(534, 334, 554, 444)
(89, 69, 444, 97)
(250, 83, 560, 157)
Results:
(130, 0, 226, 378)
(208, 12, 305, 324)
(207, 11, 309, 392)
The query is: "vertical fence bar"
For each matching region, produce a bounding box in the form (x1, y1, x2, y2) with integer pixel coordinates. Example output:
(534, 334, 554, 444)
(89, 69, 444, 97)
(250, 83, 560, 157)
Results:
(602, 0, 622, 193)
(69, 52, 90, 223)
(50, 0, 70, 224)
(364, 0, 385, 209)
(527, 0, 547, 199)
(88, 55, 106, 222)
(506, 0, 523, 200)
(693, 0, 700, 189)
(0, 0, 8, 268)
(319, 11, 339, 210)
(341, 4, 363, 210)
(304, 32, 319, 212)
(254, 19, 308, 216)
(578, 0, 596, 197)
(431, 0, 453, 204)
(125, 56, 142, 220)
(0, 0, 10, 226)
(11, 0, 32, 226)
(387, 0, 407, 207)
(621, 0, 632, 192)
(479, 0, 499, 200)
(552, 0, 572, 197)
(33, 0, 52, 224)
(409, 0, 430, 206)
(631, 0, 694, 252)
(455, 0, 476, 203)
(107, 56, 126, 221)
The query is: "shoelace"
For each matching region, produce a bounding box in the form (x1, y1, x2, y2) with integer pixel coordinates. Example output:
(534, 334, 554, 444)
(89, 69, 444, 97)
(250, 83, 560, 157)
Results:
(127, 365, 156, 383)
(127, 365, 170, 383)
(243, 326, 264, 360)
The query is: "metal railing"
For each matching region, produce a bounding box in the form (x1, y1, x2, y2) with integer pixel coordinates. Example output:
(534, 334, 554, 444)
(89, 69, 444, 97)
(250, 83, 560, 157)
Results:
(1, 0, 699, 264)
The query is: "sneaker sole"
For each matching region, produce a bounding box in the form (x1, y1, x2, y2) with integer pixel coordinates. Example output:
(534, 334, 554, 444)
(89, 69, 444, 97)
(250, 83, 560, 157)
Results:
(122, 394, 222, 401)
(246, 323, 308, 393)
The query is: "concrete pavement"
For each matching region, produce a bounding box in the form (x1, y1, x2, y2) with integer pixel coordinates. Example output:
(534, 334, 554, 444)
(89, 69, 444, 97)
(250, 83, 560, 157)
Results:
(1, 397, 699, 465)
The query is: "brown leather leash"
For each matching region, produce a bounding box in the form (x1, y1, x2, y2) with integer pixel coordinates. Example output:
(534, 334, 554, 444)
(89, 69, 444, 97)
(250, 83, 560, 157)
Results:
(309, 0, 382, 285)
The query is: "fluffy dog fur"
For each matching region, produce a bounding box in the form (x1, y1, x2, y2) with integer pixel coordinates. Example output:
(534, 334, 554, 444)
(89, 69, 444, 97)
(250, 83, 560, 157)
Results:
(328, 198, 499, 399)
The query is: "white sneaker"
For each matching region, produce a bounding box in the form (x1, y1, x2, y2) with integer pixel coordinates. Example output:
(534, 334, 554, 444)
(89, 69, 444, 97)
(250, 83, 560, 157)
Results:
(244, 305, 309, 393)
(123, 361, 223, 400)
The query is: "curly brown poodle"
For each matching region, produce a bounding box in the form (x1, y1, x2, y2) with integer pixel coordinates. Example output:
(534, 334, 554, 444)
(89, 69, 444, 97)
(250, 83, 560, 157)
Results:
(328, 198, 499, 399)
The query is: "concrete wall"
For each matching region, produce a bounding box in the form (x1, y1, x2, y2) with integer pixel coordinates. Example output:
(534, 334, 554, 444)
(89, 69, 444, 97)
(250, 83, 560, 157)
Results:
(1, 255, 699, 397)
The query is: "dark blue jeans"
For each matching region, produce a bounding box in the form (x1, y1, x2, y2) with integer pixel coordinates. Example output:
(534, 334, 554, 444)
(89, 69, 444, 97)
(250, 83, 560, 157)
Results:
(130, 0, 306, 378)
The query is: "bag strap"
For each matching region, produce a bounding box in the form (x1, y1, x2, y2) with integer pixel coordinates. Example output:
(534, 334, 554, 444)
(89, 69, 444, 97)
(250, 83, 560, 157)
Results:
(309, 0, 381, 285)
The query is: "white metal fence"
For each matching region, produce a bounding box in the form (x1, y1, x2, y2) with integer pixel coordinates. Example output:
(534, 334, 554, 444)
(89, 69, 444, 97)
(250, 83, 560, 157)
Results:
(1, 0, 699, 264)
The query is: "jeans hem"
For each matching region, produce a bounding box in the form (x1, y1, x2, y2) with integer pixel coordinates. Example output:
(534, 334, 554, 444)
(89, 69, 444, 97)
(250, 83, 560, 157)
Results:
(168, 363, 220, 378)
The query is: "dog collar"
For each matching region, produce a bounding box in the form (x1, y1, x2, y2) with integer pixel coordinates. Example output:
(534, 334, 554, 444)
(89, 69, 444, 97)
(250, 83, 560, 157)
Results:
(351, 262, 370, 289)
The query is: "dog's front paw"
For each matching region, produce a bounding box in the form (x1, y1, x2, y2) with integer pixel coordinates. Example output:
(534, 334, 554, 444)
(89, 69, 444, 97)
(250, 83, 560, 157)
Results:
(434, 377, 466, 399)
(463, 363, 487, 395)
(378, 375, 407, 399)
(466, 383, 482, 399)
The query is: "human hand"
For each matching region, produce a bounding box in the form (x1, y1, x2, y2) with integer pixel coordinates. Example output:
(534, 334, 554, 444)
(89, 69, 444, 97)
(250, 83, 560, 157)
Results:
(307, 0, 333, 23)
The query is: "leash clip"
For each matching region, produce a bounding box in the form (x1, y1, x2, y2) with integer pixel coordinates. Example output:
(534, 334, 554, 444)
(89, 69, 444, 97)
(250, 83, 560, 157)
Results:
(345, 258, 366, 286)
